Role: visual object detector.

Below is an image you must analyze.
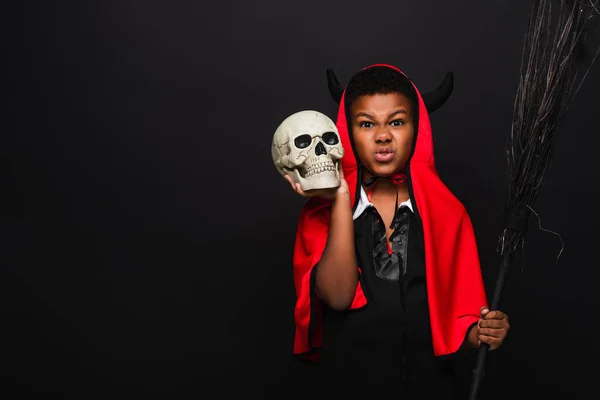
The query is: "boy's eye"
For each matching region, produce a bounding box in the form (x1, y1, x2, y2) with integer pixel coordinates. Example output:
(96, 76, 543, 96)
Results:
(359, 121, 373, 128)
(390, 120, 404, 127)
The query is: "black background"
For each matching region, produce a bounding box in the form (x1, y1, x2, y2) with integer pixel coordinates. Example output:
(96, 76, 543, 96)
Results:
(3, 0, 600, 398)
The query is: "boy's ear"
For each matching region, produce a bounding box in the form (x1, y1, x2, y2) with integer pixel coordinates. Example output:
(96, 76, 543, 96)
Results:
(325, 68, 454, 114)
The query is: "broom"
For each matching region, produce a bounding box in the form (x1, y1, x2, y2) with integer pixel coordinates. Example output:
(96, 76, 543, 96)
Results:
(468, 1, 599, 399)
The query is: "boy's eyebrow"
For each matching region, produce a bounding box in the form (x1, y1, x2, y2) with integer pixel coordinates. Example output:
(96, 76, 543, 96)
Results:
(355, 112, 375, 119)
(355, 109, 408, 119)
(388, 109, 408, 118)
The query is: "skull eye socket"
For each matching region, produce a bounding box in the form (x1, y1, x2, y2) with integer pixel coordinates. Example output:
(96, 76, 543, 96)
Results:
(294, 134, 313, 149)
(322, 131, 339, 145)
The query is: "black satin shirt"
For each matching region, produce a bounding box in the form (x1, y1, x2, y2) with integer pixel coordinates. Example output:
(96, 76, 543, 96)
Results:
(316, 200, 462, 399)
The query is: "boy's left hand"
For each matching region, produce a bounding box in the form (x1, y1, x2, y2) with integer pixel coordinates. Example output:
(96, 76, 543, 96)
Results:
(475, 306, 510, 350)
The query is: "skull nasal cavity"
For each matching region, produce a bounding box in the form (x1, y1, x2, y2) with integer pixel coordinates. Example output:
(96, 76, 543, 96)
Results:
(315, 142, 327, 156)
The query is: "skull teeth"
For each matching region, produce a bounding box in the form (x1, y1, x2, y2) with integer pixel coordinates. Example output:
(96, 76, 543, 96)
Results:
(304, 161, 336, 178)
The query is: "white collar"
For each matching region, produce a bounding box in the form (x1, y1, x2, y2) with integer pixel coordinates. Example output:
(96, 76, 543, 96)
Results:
(352, 185, 413, 220)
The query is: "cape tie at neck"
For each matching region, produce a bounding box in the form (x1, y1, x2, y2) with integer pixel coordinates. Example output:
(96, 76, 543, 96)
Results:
(364, 173, 408, 229)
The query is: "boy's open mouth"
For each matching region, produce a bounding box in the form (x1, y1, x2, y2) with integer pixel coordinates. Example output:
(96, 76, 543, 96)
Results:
(375, 147, 394, 162)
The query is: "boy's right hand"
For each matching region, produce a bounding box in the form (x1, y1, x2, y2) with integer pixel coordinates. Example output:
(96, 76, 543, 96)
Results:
(284, 166, 350, 201)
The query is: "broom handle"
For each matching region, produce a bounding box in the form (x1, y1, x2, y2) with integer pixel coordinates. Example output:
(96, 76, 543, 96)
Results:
(468, 250, 512, 400)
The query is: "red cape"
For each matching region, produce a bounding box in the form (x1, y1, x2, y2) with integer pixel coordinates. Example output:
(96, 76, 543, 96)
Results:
(292, 64, 488, 360)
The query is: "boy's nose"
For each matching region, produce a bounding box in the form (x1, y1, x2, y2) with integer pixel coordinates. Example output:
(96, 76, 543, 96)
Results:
(374, 128, 392, 142)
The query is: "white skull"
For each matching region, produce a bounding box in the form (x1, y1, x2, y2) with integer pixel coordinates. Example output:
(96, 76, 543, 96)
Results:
(272, 110, 344, 191)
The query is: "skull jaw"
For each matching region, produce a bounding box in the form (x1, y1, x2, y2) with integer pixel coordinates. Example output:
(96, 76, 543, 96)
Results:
(292, 168, 340, 191)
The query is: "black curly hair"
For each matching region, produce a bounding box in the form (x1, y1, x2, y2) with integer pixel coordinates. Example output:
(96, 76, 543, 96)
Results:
(344, 66, 418, 112)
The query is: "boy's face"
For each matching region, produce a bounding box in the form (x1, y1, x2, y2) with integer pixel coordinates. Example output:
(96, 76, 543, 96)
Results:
(349, 92, 415, 178)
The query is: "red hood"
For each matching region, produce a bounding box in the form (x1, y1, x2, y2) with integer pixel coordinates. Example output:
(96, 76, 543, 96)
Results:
(292, 64, 488, 360)
(336, 63, 436, 211)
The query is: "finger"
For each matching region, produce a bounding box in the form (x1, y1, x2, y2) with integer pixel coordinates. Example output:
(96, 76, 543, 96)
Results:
(484, 311, 507, 320)
(479, 319, 508, 329)
(295, 183, 309, 196)
(284, 174, 298, 192)
(478, 327, 506, 338)
(286, 177, 307, 197)
(480, 306, 489, 317)
(479, 335, 502, 350)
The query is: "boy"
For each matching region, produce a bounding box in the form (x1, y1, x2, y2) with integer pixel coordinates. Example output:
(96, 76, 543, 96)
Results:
(285, 64, 510, 398)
